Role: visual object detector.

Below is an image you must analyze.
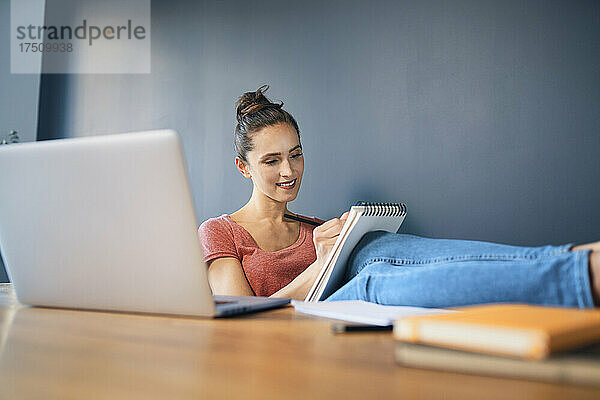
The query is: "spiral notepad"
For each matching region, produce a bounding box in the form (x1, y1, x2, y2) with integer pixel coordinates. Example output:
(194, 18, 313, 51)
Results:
(305, 201, 407, 302)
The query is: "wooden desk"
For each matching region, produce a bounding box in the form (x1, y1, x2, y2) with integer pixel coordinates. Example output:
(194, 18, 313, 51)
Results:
(0, 283, 598, 399)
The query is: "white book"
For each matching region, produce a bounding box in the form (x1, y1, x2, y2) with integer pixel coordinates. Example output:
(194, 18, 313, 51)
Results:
(292, 300, 456, 326)
(305, 202, 407, 302)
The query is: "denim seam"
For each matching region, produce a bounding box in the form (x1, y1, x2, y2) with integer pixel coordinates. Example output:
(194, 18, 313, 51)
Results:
(578, 252, 583, 307)
(352, 256, 533, 280)
(575, 251, 584, 308)
(358, 253, 565, 271)
(574, 250, 594, 308)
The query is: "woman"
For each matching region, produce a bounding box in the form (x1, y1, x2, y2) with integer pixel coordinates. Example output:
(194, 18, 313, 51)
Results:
(198, 85, 600, 307)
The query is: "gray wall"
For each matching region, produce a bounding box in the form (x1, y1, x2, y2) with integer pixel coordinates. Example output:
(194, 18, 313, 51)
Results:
(0, 0, 43, 282)
(36, 0, 600, 252)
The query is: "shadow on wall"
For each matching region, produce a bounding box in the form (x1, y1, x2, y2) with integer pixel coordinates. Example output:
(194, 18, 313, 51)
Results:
(0, 254, 8, 283)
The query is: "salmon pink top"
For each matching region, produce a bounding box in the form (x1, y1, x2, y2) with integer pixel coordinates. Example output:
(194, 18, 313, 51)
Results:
(198, 214, 321, 297)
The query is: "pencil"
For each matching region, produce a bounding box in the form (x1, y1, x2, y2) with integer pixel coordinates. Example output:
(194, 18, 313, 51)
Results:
(284, 213, 322, 226)
(331, 324, 393, 333)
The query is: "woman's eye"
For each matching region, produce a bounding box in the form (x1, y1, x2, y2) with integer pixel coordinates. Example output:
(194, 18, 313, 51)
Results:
(291, 153, 303, 159)
(264, 160, 277, 165)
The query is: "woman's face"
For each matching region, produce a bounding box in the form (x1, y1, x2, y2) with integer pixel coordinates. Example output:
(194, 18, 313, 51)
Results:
(240, 122, 304, 204)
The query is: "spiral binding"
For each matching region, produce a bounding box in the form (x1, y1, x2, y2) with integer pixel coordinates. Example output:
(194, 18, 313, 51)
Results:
(352, 201, 407, 217)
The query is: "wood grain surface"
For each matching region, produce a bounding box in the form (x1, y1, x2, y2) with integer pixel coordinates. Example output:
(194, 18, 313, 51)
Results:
(0, 284, 598, 399)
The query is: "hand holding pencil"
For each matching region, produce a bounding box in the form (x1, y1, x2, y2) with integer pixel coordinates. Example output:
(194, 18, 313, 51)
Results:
(309, 211, 350, 266)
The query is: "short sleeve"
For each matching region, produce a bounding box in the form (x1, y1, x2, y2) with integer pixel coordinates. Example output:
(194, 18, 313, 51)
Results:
(197, 217, 239, 262)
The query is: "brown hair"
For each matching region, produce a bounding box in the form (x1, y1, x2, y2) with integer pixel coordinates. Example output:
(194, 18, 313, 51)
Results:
(234, 85, 300, 162)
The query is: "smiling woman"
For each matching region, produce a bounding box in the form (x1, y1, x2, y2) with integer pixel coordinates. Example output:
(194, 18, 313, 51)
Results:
(197, 86, 600, 307)
(235, 123, 304, 202)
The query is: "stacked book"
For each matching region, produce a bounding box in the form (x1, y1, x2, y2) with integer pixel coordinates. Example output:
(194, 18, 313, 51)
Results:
(393, 304, 600, 387)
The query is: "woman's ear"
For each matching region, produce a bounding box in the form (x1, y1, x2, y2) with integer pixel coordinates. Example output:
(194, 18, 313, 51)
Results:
(235, 157, 252, 179)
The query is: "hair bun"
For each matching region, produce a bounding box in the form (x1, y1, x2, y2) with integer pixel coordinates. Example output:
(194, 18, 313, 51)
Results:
(235, 85, 283, 122)
(233, 85, 300, 162)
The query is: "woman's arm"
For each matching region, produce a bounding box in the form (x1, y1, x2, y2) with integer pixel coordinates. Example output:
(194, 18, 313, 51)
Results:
(206, 257, 255, 296)
(270, 212, 350, 300)
(269, 259, 324, 300)
(207, 255, 318, 298)
(207, 212, 349, 299)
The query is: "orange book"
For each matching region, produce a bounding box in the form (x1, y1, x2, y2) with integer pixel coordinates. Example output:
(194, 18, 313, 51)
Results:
(393, 304, 600, 360)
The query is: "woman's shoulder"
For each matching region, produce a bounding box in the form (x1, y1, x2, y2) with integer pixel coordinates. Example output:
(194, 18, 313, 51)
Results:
(198, 215, 235, 238)
(198, 215, 240, 261)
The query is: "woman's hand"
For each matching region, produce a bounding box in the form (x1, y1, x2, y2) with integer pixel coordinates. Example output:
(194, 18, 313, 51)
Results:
(270, 211, 350, 300)
(312, 211, 350, 264)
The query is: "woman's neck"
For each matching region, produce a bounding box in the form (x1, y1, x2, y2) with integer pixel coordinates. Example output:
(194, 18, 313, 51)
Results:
(238, 189, 289, 223)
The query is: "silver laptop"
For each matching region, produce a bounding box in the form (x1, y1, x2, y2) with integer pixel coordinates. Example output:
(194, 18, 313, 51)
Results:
(0, 129, 289, 317)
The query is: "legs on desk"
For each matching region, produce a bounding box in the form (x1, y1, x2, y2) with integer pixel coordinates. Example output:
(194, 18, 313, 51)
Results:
(326, 231, 595, 308)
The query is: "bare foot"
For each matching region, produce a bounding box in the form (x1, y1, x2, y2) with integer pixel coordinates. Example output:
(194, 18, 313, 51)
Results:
(572, 241, 600, 252)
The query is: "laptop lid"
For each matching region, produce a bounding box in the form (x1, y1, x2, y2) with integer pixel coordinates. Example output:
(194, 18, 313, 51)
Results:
(0, 130, 217, 317)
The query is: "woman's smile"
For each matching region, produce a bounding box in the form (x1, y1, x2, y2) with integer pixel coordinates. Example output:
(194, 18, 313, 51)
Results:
(276, 179, 297, 189)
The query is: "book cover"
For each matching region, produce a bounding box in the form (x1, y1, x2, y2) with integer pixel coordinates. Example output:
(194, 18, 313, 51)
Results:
(394, 304, 600, 359)
(395, 341, 600, 387)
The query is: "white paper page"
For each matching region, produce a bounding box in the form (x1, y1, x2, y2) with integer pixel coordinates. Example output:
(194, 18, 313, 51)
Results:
(305, 208, 362, 301)
(317, 213, 405, 300)
(309, 209, 364, 301)
(292, 300, 456, 326)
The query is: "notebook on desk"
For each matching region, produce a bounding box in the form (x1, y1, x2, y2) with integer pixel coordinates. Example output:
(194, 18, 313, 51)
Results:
(394, 303, 600, 359)
(0, 130, 289, 317)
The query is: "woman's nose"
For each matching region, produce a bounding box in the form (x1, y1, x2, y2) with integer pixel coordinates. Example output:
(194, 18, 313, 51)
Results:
(280, 159, 293, 177)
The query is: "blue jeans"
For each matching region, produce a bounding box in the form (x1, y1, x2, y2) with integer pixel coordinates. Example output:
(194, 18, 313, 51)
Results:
(326, 232, 595, 308)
